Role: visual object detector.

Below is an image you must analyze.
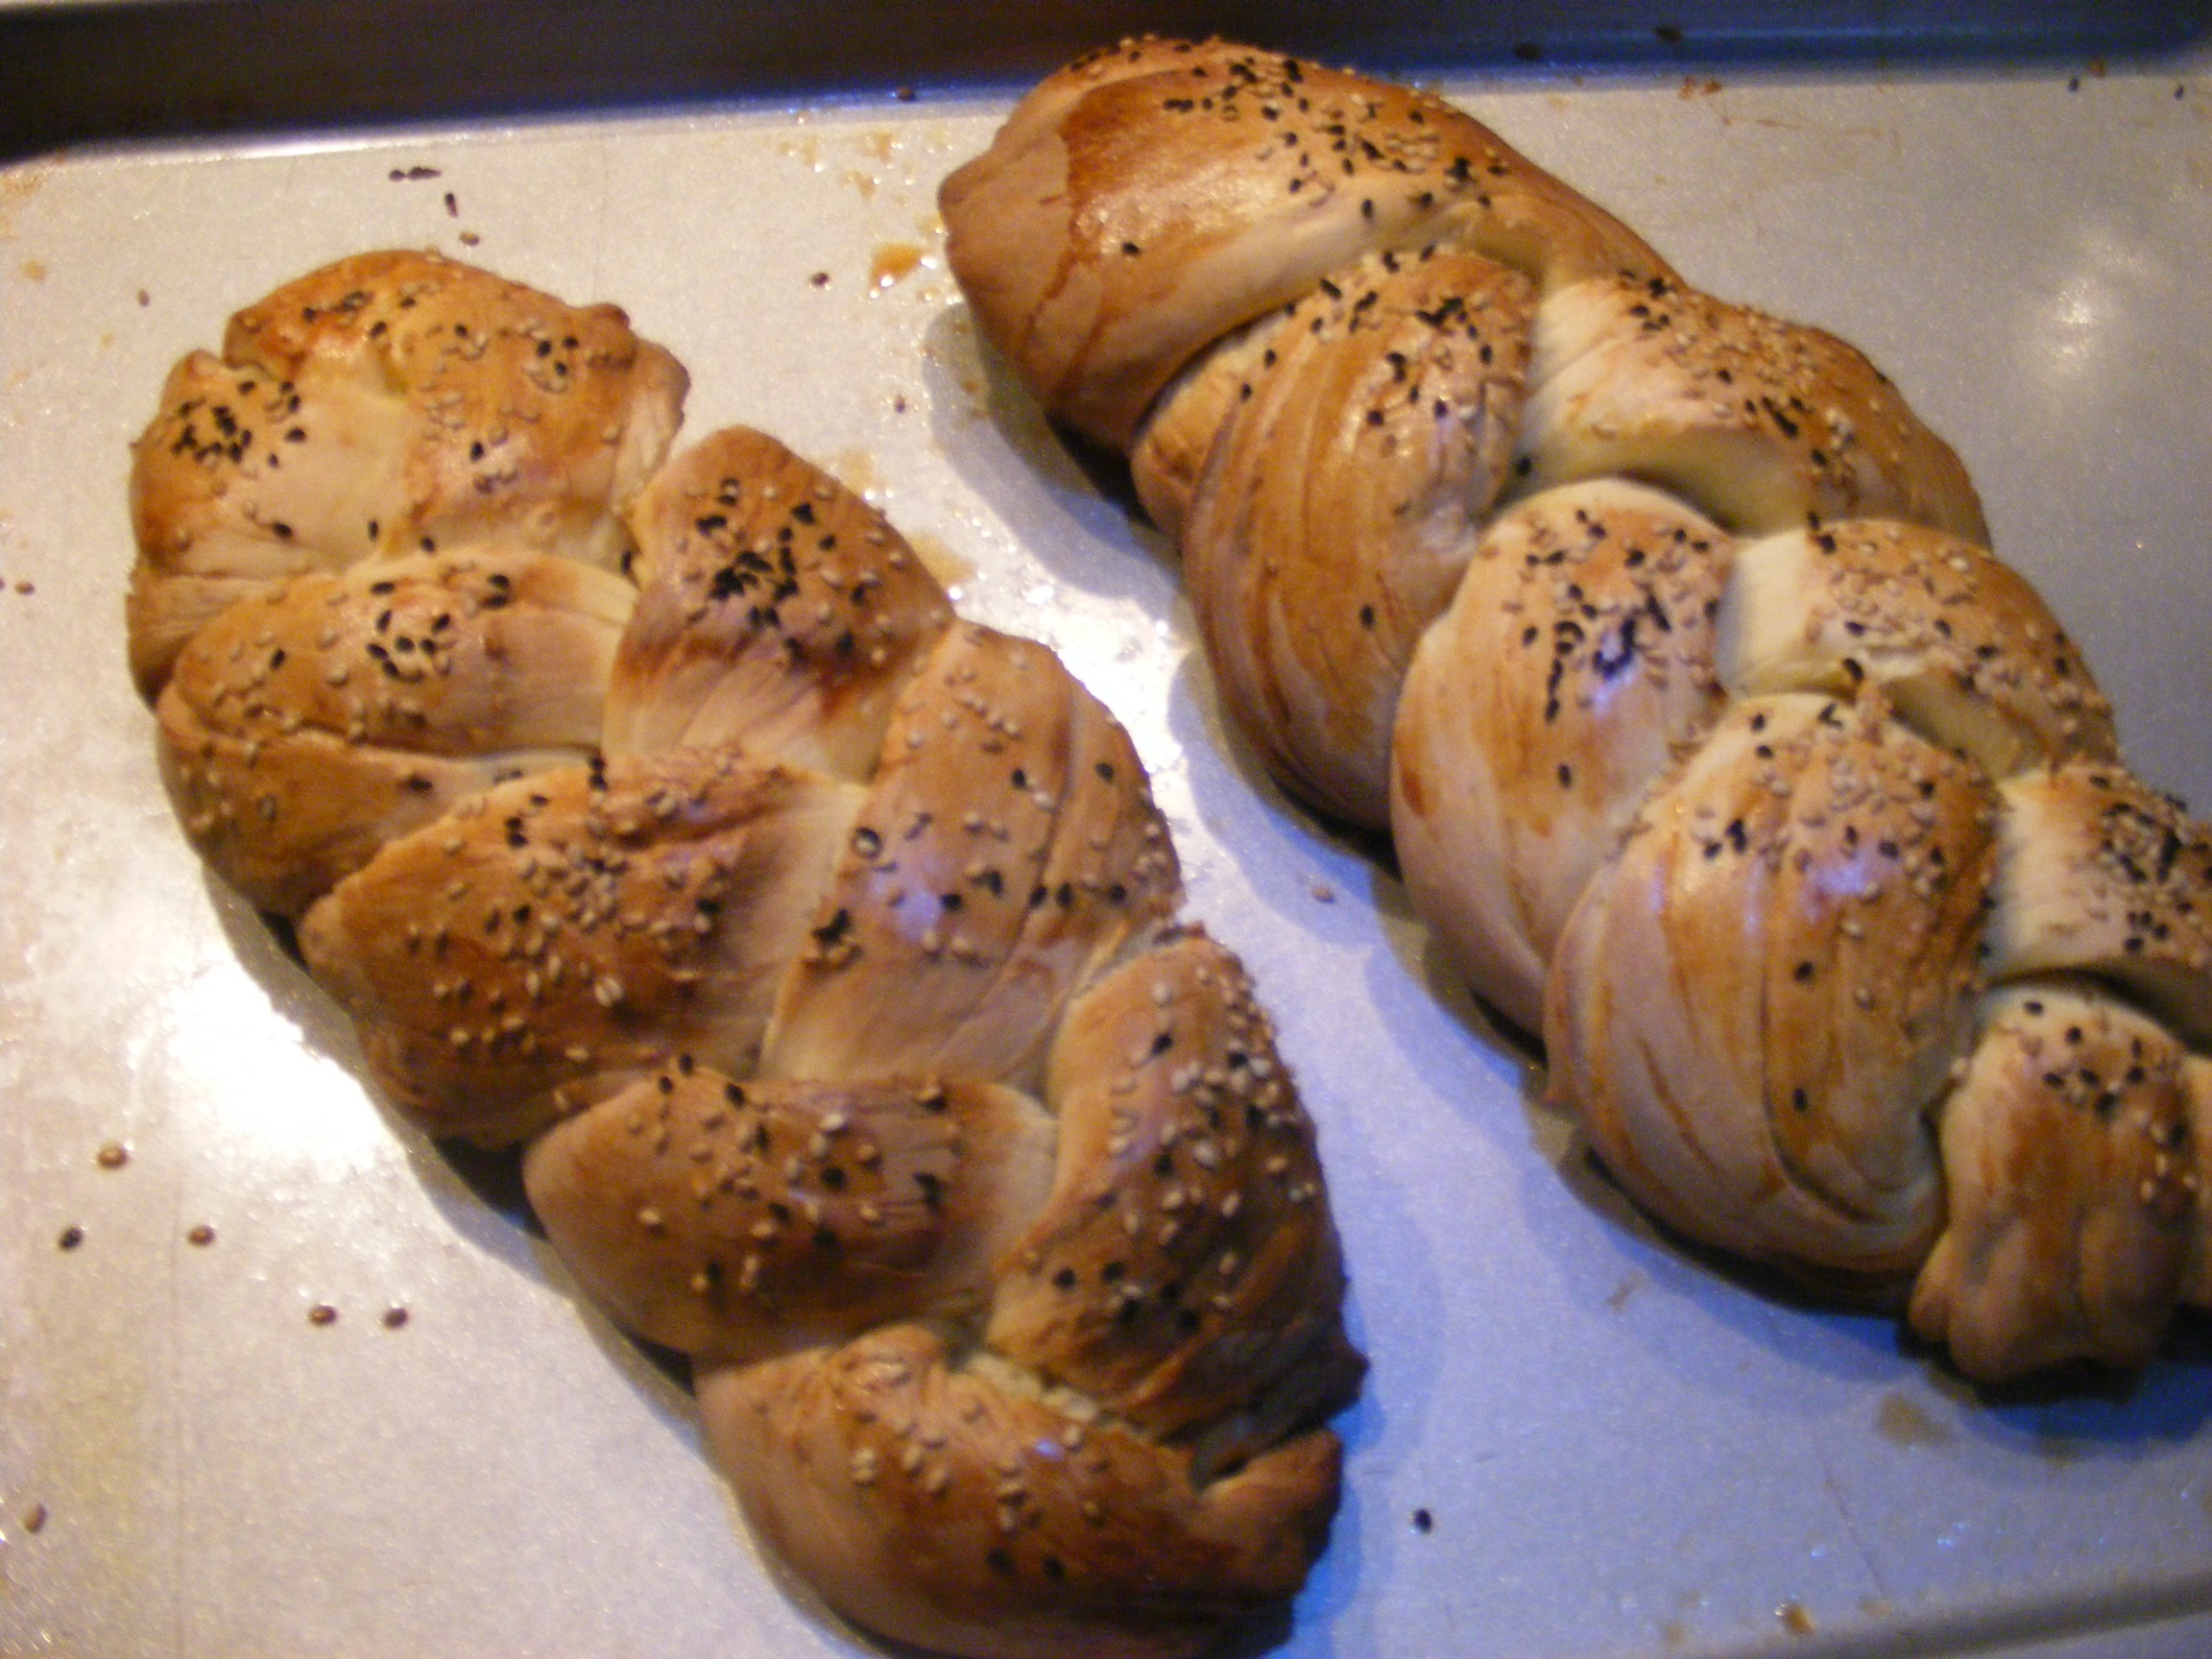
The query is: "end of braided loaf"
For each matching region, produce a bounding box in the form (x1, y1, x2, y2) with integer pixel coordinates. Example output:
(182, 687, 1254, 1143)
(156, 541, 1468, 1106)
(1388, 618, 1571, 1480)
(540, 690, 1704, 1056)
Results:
(130, 253, 1361, 1656)
(940, 36, 1672, 454)
(943, 38, 2212, 1384)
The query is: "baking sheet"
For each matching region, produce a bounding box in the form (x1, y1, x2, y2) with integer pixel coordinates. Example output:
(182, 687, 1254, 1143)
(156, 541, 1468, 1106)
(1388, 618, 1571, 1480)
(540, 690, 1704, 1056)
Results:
(4, 45, 2212, 1659)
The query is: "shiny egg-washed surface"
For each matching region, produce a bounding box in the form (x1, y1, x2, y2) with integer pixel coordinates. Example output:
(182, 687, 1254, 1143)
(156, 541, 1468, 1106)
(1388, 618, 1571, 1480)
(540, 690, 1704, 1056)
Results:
(941, 37, 2212, 1382)
(120, 246, 1362, 1659)
(4, 54, 2212, 1659)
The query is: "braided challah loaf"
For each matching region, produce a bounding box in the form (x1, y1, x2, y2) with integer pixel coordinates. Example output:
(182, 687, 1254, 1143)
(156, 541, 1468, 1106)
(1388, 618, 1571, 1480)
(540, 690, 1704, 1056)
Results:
(942, 38, 2212, 1382)
(131, 250, 1362, 1659)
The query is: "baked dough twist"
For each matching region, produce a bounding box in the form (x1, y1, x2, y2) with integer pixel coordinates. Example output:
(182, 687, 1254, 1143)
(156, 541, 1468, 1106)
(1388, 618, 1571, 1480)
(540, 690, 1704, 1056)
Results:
(942, 38, 2212, 1382)
(132, 251, 1361, 1659)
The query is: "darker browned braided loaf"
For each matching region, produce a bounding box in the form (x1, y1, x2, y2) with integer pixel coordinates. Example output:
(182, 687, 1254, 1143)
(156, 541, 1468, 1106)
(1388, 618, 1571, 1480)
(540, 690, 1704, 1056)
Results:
(130, 249, 1362, 1659)
(941, 38, 2212, 1382)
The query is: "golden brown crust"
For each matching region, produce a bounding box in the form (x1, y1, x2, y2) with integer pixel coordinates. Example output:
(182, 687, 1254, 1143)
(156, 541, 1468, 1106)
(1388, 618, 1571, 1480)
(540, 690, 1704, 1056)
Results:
(128, 349, 411, 697)
(1985, 764, 2212, 1047)
(1720, 519, 2115, 775)
(940, 38, 1670, 448)
(988, 931, 1362, 1450)
(1519, 275, 1986, 542)
(946, 40, 2212, 1382)
(1393, 481, 1734, 1032)
(2184, 1056, 2212, 1308)
(219, 252, 687, 567)
(156, 414, 1356, 1643)
(1182, 247, 1536, 826)
(128, 251, 685, 699)
(300, 751, 863, 1146)
(607, 426, 952, 775)
(156, 551, 634, 917)
(525, 1071, 1055, 1362)
(1128, 311, 1286, 544)
(699, 1324, 1344, 1659)
(135, 252, 1365, 1650)
(1910, 982, 2194, 1381)
(761, 624, 1182, 1094)
(1546, 692, 1997, 1279)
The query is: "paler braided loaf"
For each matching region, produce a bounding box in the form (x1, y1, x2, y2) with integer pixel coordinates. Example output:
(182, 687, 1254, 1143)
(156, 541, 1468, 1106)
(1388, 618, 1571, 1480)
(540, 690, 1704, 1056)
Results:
(129, 249, 1363, 1659)
(941, 38, 2212, 1383)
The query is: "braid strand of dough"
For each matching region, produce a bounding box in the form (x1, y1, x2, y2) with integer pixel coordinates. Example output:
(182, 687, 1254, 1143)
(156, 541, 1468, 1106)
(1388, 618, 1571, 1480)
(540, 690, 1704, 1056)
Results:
(131, 251, 1362, 1659)
(941, 38, 2212, 1382)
